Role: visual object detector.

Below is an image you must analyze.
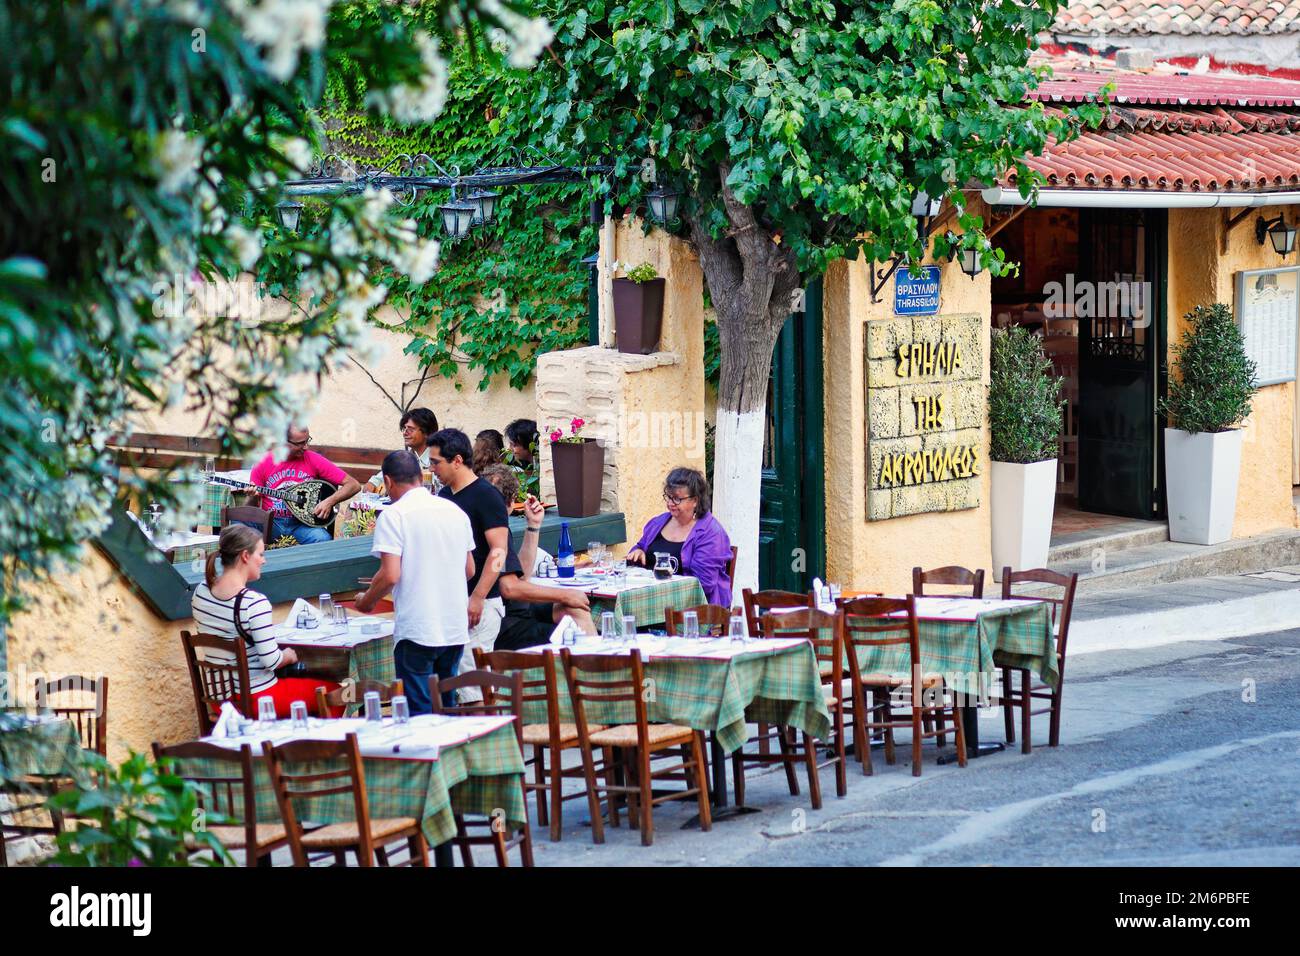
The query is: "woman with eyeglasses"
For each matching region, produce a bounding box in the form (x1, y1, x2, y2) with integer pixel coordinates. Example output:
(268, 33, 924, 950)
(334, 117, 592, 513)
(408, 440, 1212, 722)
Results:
(625, 467, 733, 606)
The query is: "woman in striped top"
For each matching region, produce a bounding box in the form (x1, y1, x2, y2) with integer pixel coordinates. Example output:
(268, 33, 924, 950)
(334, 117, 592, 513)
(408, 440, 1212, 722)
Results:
(192, 525, 336, 717)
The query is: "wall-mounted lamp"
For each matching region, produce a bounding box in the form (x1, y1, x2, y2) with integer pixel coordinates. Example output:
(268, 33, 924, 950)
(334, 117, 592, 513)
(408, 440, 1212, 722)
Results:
(1257, 215, 1297, 257)
(646, 185, 680, 226)
(945, 230, 982, 278)
(276, 200, 303, 233)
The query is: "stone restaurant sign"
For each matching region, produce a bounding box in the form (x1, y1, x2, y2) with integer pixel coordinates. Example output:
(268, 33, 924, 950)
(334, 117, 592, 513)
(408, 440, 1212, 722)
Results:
(864, 313, 983, 520)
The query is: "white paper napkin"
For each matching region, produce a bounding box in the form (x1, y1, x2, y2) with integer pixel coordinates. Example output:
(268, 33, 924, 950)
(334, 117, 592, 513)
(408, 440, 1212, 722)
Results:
(211, 702, 244, 739)
(286, 598, 322, 628)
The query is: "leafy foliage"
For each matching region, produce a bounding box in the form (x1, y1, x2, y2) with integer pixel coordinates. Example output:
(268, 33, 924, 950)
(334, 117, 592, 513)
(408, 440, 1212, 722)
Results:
(46, 752, 233, 867)
(989, 326, 1064, 464)
(0, 0, 511, 620)
(625, 263, 659, 283)
(1160, 303, 1259, 434)
(523, 0, 1098, 278)
(326, 2, 594, 391)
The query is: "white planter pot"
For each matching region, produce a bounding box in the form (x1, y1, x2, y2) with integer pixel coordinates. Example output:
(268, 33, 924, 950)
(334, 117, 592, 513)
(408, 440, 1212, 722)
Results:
(991, 459, 1058, 581)
(1164, 427, 1244, 545)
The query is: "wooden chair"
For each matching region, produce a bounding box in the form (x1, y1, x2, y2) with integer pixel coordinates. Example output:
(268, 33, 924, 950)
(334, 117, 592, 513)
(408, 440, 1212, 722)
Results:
(741, 588, 814, 636)
(474, 647, 605, 843)
(729, 608, 846, 809)
(998, 567, 1079, 753)
(665, 604, 734, 637)
(220, 504, 272, 544)
(839, 595, 966, 776)
(180, 630, 254, 736)
(725, 546, 738, 594)
(429, 669, 533, 867)
(33, 675, 108, 757)
(912, 565, 985, 598)
(262, 732, 428, 867)
(151, 740, 288, 866)
(560, 647, 711, 846)
(740, 589, 816, 776)
(314, 679, 404, 719)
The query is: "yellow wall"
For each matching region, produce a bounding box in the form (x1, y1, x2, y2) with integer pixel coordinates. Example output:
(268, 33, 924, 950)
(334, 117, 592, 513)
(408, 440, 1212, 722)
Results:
(5, 550, 307, 761)
(1167, 206, 1300, 538)
(824, 254, 993, 594)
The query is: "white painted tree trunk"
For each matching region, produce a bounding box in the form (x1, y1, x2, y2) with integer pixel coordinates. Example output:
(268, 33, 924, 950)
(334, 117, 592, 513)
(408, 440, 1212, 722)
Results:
(712, 405, 766, 597)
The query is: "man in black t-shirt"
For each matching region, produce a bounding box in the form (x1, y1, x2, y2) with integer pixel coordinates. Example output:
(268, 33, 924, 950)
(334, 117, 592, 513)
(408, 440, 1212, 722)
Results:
(479, 465, 594, 648)
(429, 429, 509, 693)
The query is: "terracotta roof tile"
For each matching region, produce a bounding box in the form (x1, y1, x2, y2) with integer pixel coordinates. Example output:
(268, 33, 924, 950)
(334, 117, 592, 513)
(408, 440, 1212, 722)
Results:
(1002, 58, 1300, 193)
(1056, 0, 1300, 35)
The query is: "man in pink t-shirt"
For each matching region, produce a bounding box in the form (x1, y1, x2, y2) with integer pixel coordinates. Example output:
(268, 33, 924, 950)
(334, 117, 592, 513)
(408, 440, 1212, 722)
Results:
(247, 425, 361, 544)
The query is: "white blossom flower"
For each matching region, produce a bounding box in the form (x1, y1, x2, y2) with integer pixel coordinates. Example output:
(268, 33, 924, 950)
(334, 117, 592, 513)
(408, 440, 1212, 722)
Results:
(224, 223, 264, 271)
(365, 32, 449, 123)
(230, 0, 332, 81)
(281, 136, 314, 174)
(153, 130, 203, 194)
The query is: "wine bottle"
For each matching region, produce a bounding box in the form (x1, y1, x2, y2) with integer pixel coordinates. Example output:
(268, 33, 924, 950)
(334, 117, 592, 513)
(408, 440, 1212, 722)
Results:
(557, 521, 575, 579)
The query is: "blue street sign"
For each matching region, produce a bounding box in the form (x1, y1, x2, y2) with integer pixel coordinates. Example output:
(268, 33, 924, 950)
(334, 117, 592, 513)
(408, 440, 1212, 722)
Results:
(895, 265, 941, 316)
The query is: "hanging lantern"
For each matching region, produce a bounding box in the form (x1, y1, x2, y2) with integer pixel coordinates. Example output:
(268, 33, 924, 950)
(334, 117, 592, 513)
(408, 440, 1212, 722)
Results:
(646, 185, 680, 225)
(960, 246, 983, 277)
(1258, 215, 1297, 257)
(467, 189, 500, 226)
(439, 201, 477, 240)
(276, 200, 303, 233)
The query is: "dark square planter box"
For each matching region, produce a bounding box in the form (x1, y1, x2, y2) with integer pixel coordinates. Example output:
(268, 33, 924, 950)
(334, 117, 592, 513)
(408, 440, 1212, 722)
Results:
(612, 277, 665, 355)
(551, 438, 605, 518)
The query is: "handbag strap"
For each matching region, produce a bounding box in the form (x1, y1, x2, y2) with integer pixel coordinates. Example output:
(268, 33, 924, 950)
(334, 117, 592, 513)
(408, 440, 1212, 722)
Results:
(231, 587, 253, 645)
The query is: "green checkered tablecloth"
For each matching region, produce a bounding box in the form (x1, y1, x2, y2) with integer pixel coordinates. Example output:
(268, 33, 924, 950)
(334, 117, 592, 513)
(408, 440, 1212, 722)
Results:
(589, 576, 708, 629)
(174, 721, 526, 849)
(845, 602, 1057, 697)
(169, 541, 221, 567)
(346, 635, 396, 687)
(516, 641, 831, 752)
(201, 480, 236, 530)
(0, 718, 83, 779)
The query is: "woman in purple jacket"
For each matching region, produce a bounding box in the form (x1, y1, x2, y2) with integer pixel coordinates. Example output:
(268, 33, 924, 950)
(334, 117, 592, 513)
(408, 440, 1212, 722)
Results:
(627, 467, 733, 608)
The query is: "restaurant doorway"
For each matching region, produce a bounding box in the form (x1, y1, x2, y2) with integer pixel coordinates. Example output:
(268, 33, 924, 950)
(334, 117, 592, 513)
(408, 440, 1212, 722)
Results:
(758, 278, 826, 591)
(991, 206, 1168, 532)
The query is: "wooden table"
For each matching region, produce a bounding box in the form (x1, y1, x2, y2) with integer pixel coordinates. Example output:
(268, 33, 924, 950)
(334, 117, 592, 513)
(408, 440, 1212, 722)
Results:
(273, 617, 396, 688)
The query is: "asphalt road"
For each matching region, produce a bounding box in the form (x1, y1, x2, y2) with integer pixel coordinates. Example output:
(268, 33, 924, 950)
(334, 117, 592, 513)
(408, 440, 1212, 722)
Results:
(530, 626, 1300, 867)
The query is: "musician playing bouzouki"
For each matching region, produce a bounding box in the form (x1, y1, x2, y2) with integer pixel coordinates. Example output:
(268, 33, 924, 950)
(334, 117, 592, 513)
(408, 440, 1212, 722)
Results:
(245, 425, 361, 544)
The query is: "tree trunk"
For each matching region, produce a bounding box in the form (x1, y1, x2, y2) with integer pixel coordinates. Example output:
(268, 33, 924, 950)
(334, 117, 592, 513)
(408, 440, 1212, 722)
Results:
(686, 164, 803, 597)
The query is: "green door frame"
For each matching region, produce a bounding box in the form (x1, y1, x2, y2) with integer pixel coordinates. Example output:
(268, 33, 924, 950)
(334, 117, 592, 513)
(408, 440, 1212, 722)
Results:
(757, 277, 826, 590)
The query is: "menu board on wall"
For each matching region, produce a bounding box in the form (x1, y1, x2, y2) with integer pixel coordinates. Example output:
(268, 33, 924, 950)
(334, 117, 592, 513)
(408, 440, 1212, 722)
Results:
(1235, 267, 1299, 387)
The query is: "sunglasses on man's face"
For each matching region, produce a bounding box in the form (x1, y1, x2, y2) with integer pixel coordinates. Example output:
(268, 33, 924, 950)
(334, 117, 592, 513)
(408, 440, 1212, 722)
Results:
(287, 437, 311, 448)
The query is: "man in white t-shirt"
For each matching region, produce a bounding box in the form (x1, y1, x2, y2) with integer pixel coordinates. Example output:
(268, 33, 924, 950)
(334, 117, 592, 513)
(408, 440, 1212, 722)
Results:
(355, 449, 474, 715)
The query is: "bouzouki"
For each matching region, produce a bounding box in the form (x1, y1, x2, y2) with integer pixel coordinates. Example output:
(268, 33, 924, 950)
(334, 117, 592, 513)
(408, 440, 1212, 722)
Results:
(206, 475, 340, 528)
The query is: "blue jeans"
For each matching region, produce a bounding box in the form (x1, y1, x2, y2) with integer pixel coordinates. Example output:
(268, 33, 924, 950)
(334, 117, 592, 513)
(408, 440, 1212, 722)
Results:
(393, 640, 462, 716)
(271, 514, 332, 545)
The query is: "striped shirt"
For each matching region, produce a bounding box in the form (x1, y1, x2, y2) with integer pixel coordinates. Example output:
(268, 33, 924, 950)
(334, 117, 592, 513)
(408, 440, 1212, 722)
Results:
(191, 584, 283, 693)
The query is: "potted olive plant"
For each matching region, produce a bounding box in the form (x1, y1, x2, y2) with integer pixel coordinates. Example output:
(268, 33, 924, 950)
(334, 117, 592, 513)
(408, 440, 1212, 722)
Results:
(612, 262, 665, 354)
(1160, 303, 1258, 545)
(989, 326, 1065, 580)
(547, 417, 604, 517)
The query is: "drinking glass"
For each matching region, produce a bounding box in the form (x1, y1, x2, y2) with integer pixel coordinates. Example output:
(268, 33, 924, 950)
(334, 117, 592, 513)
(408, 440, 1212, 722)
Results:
(203, 456, 216, 475)
(333, 603, 349, 634)
(828, 582, 842, 604)
(392, 696, 410, 725)
(258, 696, 277, 725)
(612, 558, 627, 588)
(318, 593, 334, 622)
(681, 610, 700, 639)
(621, 614, 637, 643)
(290, 700, 308, 730)
(728, 613, 748, 643)
(364, 691, 382, 723)
(600, 611, 617, 641)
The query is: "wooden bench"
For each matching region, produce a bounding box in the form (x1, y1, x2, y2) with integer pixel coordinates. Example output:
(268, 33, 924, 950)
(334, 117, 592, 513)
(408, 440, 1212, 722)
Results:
(108, 432, 391, 485)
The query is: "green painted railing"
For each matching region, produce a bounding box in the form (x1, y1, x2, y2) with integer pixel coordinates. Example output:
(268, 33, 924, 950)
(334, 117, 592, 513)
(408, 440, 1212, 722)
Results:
(95, 508, 627, 622)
